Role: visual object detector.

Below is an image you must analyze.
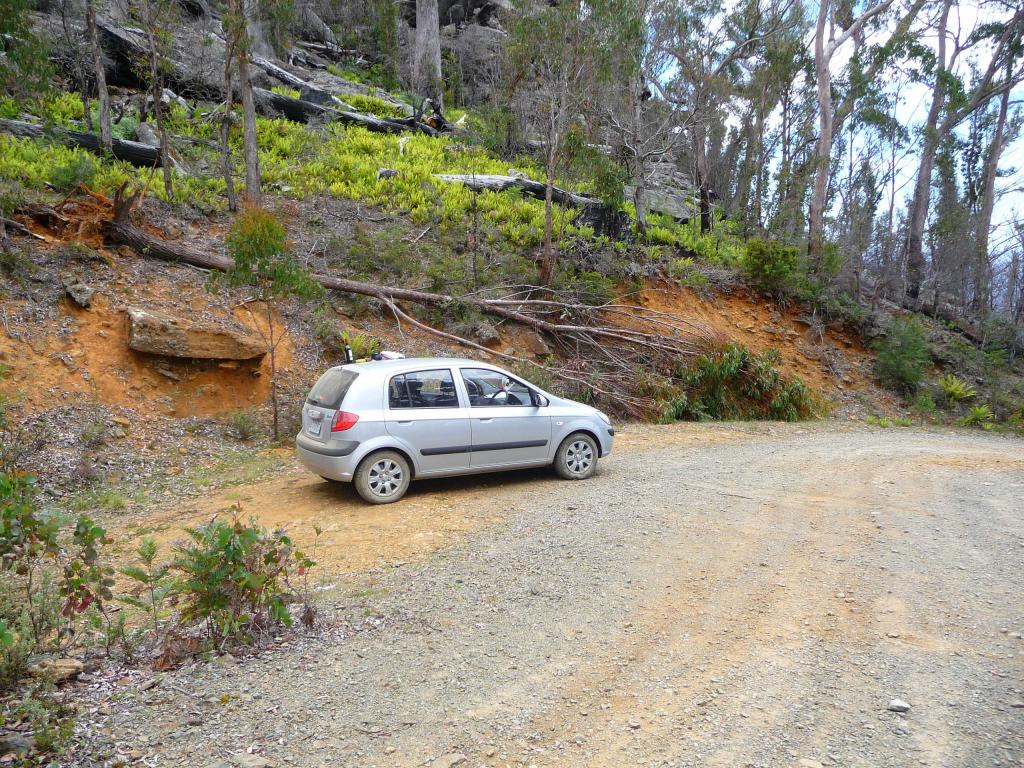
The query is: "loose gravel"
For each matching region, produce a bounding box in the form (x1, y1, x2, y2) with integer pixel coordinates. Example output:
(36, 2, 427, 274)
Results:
(70, 424, 1024, 767)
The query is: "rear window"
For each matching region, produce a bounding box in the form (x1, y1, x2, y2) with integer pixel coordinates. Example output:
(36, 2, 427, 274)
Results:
(306, 369, 359, 409)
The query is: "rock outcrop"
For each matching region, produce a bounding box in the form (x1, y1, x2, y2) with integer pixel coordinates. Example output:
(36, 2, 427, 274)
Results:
(126, 307, 266, 360)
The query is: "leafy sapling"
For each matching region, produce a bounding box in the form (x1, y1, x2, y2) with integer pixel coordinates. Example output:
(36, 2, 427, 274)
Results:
(119, 537, 174, 634)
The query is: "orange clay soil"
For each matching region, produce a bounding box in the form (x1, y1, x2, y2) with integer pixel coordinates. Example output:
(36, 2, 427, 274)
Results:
(635, 281, 893, 404)
(0, 288, 289, 418)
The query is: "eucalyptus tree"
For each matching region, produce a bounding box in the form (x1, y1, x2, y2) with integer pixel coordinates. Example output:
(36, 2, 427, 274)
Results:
(224, 0, 263, 202)
(903, 3, 1024, 301)
(650, 0, 802, 234)
(806, 0, 930, 271)
(505, 0, 620, 285)
(413, 0, 444, 110)
(603, 0, 682, 236)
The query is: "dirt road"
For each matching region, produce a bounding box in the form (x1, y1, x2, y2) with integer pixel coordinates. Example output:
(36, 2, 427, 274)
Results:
(82, 424, 1024, 768)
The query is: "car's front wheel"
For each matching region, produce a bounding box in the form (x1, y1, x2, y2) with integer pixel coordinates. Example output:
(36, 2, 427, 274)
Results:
(554, 433, 598, 480)
(354, 451, 411, 504)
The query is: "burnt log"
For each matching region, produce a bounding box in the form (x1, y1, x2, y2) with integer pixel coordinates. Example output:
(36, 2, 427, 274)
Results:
(0, 118, 164, 168)
(253, 88, 438, 136)
(432, 174, 599, 207)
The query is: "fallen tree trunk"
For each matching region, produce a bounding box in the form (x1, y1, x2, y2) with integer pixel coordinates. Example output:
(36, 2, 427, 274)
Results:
(0, 118, 165, 168)
(251, 56, 352, 111)
(433, 174, 599, 208)
(94, 198, 708, 414)
(253, 88, 439, 136)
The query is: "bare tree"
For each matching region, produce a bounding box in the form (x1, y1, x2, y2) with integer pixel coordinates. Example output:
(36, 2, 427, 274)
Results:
(84, 0, 112, 151)
(807, 0, 898, 268)
(413, 0, 444, 110)
(506, 0, 611, 285)
(225, 0, 262, 202)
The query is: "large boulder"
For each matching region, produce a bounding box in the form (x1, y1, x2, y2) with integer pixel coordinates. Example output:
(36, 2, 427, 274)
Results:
(126, 307, 267, 360)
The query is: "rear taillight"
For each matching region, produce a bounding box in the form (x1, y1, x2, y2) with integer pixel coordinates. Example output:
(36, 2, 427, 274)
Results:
(331, 411, 359, 432)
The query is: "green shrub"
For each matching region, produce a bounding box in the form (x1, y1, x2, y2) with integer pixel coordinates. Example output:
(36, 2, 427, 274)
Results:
(740, 239, 801, 295)
(666, 257, 711, 292)
(938, 374, 976, 404)
(4, 685, 76, 755)
(340, 330, 382, 360)
(344, 93, 406, 119)
(172, 506, 314, 646)
(873, 317, 930, 393)
(912, 391, 937, 418)
(69, 483, 128, 512)
(959, 404, 994, 429)
(118, 537, 173, 634)
(229, 409, 261, 442)
(867, 414, 912, 428)
(79, 416, 106, 447)
(663, 344, 816, 422)
(270, 85, 300, 99)
(50, 153, 98, 192)
(1, 474, 112, 691)
(558, 270, 616, 306)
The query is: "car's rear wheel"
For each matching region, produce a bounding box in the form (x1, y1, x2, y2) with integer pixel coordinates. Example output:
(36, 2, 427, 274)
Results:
(554, 433, 598, 480)
(354, 450, 411, 504)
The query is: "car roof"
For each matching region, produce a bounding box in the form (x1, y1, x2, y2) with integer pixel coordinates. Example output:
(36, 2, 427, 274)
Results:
(336, 357, 501, 376)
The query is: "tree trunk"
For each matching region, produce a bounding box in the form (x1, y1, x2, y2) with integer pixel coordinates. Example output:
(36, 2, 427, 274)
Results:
(1007, 248, 1020, 318)
(221, 43, 238, 212)
(433, 174, 598, 207)
(84, 0, 111, 152)
(266, 299, 279, 441)
(540, 166, 555, 286)
(413, 0, 444, 110)
(0, 118, 163, 167)
(972, 63, 1011, 313)
(237, 23, 261, 203)
(905, 0, 952, 301)
(145, 14, 174, 198)
(632, 78, 648, 237)
(807, 0, 832, 268)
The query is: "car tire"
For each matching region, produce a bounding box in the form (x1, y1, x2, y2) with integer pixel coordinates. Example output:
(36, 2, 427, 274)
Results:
(354, 450, 411, 504)
(553, 433, 598, 480)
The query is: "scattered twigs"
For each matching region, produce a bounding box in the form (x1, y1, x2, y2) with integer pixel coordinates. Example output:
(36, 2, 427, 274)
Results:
(64, 189, 713, 414)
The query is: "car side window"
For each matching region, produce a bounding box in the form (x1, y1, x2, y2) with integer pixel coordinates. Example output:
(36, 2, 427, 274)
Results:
(460, 368, 533, 407)
(388, 369, 459, 409)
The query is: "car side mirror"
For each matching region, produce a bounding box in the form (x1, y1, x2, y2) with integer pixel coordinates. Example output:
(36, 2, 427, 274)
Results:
(533, 392, 549, 407)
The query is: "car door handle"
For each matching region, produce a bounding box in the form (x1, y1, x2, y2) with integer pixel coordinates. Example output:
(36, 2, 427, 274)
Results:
(396, 420, 412, 425)
(478, 418, 492, 422)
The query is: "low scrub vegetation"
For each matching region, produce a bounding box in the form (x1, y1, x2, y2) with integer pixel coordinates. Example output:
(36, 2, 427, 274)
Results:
(1, 468, 318, 759)
(873, 317, 931, 394)
(662, 343, 816, 422)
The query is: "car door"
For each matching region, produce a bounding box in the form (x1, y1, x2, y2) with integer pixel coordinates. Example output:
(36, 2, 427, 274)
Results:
(459, 367, 552, 468)
(384, 368, 472, 475)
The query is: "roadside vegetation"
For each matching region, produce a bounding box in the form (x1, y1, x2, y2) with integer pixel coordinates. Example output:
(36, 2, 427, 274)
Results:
(0, 465, 319, 760)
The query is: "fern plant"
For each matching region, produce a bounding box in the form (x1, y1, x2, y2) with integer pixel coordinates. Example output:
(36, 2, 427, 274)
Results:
(938, 374, 976, 403)
(959, 404, 994, 429)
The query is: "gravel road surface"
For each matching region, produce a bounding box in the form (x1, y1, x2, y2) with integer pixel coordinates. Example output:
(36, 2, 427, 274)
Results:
(80, 424, 1024, 768)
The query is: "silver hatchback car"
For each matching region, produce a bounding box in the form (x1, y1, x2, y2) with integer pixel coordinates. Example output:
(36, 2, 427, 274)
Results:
(295, 357, 614, 503)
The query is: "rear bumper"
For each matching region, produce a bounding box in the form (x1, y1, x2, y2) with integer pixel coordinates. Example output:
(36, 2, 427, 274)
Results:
(295, 433, 360, 481)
